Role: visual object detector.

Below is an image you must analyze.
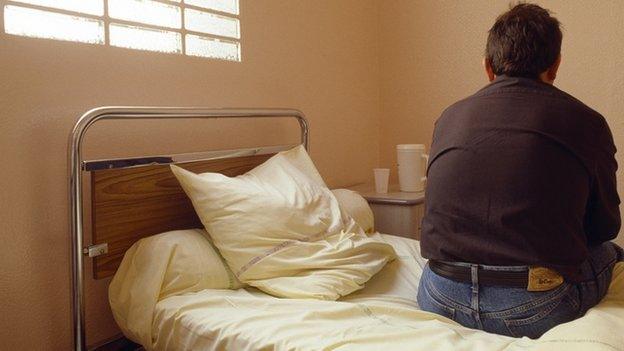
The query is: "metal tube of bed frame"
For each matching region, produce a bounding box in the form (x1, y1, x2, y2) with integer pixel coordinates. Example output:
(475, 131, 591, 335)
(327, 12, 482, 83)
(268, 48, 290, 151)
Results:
(69, 107, 309, 351)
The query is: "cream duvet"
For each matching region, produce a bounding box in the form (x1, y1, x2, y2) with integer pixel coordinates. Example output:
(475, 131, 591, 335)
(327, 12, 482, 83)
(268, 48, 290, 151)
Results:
(145, 235, 624, 351)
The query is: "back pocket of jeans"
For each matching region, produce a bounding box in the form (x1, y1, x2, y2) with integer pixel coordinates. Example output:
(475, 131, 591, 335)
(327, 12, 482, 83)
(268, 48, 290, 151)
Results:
(503, 288, 579, 339)
(419, 280, 456, 321)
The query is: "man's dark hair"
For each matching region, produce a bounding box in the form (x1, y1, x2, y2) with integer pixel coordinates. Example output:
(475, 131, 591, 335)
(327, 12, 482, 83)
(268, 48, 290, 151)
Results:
(486, 3, 562, 78)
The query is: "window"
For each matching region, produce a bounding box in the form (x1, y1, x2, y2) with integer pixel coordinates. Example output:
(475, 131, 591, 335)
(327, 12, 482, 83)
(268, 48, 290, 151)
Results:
(3, 0, 241, 61)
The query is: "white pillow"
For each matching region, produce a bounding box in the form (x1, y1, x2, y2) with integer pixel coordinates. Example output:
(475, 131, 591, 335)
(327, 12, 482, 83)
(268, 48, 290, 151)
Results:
(109, 229, 243, 346)
(171, 145, 395, 300)
(332, 189, 375, 233)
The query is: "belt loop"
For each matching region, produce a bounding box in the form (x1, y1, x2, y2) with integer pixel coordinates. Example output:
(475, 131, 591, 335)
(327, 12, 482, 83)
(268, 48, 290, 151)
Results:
(470, 264, 479, 305)
(470, 264, 483, 329)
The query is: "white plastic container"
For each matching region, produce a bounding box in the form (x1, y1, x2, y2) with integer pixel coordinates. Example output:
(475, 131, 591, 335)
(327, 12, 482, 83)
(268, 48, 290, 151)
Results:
(373, 168, 390, 193)
(396, 144, 429, 192)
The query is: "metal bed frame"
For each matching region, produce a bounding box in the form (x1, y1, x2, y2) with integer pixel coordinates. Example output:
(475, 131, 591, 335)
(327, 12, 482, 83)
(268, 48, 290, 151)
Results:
(69, 107, 309, 351)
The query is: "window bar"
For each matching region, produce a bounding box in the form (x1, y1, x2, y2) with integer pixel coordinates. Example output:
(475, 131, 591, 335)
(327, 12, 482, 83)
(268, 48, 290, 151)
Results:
(180, 1, 186, 54)
(1, 4, 5, 34)
(103, 0, 110, 45)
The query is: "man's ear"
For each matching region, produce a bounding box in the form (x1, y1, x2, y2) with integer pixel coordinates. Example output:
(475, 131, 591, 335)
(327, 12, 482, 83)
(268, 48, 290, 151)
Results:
(546, 54, 561, 82)
(483, 58, 496, 82)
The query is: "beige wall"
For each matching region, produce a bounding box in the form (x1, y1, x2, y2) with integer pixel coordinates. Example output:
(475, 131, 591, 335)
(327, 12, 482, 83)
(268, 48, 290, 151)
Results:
(0, 1, 380, 349)
(378, 0, 624, 247)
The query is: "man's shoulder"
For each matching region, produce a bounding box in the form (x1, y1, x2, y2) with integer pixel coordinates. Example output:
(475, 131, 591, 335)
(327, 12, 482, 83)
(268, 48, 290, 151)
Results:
(437, 94, 478, 120)
(548, 85, 606, 121)
(437, 81, 505, 119)
(441, 81, 606, 125)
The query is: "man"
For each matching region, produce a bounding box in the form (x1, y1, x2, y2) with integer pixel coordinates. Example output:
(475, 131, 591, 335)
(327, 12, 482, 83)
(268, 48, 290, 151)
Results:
(417, 3, 623, 339)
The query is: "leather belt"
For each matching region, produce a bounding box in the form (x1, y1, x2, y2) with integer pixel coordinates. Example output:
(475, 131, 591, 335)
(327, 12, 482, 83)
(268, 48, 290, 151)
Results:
(429, 260, 530, 288)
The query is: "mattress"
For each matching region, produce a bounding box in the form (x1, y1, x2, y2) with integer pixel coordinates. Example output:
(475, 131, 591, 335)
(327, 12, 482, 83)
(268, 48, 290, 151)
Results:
(150, 234, 624, 351)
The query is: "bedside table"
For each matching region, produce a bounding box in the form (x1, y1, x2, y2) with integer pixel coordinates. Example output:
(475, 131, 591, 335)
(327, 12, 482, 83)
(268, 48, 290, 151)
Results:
(348, 184, 425, 240)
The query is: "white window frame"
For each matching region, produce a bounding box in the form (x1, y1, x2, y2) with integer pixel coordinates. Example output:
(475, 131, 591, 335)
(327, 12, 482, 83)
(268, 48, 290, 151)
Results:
(3, 0, 241, 61)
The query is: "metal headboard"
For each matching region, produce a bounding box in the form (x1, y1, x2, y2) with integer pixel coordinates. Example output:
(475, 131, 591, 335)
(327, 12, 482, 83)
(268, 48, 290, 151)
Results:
(68, 107, 309, 351)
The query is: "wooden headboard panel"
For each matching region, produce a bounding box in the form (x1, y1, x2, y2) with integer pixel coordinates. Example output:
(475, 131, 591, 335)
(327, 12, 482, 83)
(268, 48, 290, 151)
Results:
(90, 153, 273, 279)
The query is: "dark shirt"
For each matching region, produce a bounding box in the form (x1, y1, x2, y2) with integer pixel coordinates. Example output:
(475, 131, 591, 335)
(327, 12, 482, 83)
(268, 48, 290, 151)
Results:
(420, 75, 620, 282)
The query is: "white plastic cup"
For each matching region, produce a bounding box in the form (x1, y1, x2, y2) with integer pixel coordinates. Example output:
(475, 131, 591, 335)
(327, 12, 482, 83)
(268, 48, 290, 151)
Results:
(397, 144, 429, 192)
(373, 168, 390, 193)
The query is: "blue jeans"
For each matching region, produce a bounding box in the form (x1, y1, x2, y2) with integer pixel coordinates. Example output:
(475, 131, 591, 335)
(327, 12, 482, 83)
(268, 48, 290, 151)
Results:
(417, 242, 623, 339)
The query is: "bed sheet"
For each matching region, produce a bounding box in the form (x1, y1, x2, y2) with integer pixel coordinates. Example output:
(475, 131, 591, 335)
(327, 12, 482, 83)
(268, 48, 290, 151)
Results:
(150, 234, 624, 351)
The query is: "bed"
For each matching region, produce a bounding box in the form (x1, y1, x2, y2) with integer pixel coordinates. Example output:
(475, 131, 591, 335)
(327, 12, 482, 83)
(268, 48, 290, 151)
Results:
(149, 234, 624, 351)
(69, 107, 624, 351)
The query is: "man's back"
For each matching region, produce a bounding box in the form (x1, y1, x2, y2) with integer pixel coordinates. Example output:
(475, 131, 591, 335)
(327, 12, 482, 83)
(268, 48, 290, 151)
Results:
(417, 3, 623, 339)
(420, 75, 620, 281)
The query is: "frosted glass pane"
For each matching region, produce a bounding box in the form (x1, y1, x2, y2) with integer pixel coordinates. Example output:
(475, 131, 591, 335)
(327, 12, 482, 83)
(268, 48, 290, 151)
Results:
(108, 0, 181, 29)
(186, 34, 240, 61)
(11, 0, 103, 16)
(185, 8, 239, 38)
(185, 0, 239, 15)
(109, 23, 182, 53)
(4, 5, 104, 44)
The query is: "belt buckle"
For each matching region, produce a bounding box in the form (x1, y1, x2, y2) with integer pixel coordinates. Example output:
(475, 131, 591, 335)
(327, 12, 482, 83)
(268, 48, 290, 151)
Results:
(527, 266, 564, 291)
